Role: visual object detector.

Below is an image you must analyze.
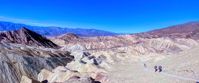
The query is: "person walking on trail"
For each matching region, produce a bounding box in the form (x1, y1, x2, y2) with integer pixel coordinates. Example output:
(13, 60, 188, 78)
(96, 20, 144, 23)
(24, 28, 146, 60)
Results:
(158, 66, 162, 72)
(144, 63, 147, 68)
(42, 80, 48, 83)
(154, 65, 158, 72)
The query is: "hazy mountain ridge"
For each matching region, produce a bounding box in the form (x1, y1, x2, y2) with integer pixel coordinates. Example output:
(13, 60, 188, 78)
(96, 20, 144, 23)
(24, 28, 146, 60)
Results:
(0, 21, 118, 37)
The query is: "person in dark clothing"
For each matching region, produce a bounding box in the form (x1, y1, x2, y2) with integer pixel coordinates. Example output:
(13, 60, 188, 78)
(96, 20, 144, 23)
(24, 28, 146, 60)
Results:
(154, 65, 158, 72)
(158, 66, 162, 72)
(144, 63, 147, 68)
(42, 80, 48, 83)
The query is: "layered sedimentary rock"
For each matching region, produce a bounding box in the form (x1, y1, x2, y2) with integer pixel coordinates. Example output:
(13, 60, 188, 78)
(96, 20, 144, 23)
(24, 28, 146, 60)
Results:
(0, 28, 105, 83)
(0, 43, 73, 83)
(58, 33, 79, 41)
(51, 34, 138, 49)
(52, 34, 198, 56)
(52, 22, 199, 51)
(38, 45, 108, 83)
(0, 27, 59, 48)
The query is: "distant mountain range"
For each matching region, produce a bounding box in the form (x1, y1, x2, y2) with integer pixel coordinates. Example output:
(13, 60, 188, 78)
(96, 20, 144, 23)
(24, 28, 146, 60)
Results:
(0, 21, 118, 37)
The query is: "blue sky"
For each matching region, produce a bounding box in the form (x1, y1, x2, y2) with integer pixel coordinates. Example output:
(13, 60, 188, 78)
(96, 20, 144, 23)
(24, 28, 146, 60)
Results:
(0, 0, 199, 33)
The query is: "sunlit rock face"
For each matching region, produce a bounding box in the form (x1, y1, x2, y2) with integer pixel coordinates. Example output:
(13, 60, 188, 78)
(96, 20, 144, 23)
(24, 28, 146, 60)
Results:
(20, 76, 40, 83)
(52, 33, 199, 63)
(51, 34, 139, 49)
(52, 32, 198, 56)
(0, 27, 59, 48)
(0, 43, 73, 83)
(37, 45, 108, 83)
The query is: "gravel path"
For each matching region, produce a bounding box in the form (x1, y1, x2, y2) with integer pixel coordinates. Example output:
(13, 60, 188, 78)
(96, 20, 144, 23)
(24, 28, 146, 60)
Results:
(106, 61, 197, 83)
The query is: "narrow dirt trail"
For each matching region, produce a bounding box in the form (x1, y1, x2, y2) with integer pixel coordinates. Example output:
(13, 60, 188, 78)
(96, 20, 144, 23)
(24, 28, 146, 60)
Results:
(106, 61, 197, 83)
(161, 72, 199, 82)
(143, 64, 199, 82)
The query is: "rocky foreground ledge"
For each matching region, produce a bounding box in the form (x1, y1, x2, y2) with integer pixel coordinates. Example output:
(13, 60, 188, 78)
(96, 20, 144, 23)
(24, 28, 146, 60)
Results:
(0, 43, 73, 83)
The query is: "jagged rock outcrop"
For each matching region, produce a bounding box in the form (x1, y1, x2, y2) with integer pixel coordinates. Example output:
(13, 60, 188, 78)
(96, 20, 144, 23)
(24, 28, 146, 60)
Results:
(0, 27, 59, 48)
(38, 68, 103, 83)
(51, 27, 199, 64)
(0, 28, 109, 83)
(58, 33, 79, 40)
(37, 44, 108, 83)
(64, 76, 101, 83)
(54, 35, 198, 56)
(20, 76, 40, 83)
(51, 35, 138, 50)
(0, 43, 74, 83)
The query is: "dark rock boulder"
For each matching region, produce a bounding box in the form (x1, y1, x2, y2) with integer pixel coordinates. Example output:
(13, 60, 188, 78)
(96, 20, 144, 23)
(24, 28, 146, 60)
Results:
(64, 76, 101, 83)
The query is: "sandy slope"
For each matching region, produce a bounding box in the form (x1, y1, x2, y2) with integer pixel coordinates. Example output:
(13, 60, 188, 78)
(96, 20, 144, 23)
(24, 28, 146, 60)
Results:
(154, 46, 199, 81)
(104, 45, 199, 83)
(106, 61, 195, 83)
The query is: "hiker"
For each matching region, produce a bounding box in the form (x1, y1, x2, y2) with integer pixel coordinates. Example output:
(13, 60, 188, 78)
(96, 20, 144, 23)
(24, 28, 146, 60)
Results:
(158, 66, 162, 72)
(144, 63, 147, 68)
(154, 65, 158, 72)
(42, 80, 48, 83)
